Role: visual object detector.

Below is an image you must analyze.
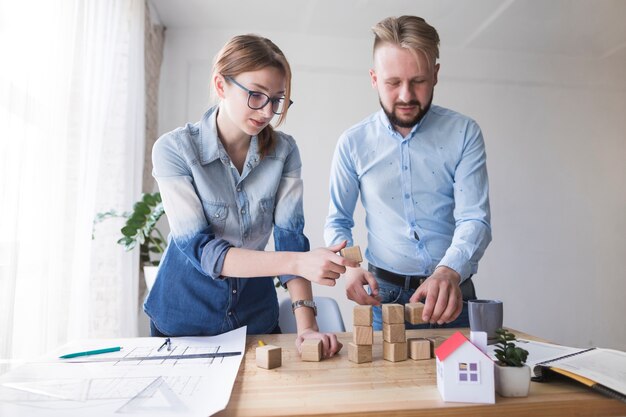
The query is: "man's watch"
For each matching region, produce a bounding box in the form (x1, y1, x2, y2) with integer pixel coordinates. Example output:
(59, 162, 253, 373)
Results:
(291, 299, 317, 316)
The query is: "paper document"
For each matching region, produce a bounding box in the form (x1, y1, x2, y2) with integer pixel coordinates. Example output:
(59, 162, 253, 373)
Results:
(0, 326, 247, 417)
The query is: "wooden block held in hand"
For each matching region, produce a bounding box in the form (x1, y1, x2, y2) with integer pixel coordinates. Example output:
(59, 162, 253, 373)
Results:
(408, 338, 431, 360)
(382, 304, 404, 324)
(348, 342, 372, 364)
(405, 302, 426, 324)
(301, 339, 322, 362)
(256, 345, 281, 369)
(353, 305, 373, 326)
(353, 325, 374, 345)
(383, 323, 406, 343)
(340, 245, 363, 263)
(383, 341, 407, 362)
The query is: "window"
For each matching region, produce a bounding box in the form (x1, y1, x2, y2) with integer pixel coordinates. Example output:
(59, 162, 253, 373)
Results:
(458, 362, 480, 384)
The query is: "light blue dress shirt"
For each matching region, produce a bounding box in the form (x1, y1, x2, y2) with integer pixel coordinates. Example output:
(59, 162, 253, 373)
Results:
(324, 105, 491, 281)
(144, 106, 309, 336)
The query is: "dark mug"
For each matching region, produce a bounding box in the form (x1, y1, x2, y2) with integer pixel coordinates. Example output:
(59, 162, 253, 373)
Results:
(468, 299, 503, 344)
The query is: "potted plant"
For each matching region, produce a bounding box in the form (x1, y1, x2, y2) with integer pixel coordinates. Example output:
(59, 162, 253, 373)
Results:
(93, 192, 166, 290)
(493, 328, 531, 397)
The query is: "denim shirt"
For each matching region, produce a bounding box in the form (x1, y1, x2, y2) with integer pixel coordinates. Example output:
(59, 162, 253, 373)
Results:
(144, 106, 310, 336)
(325, 106, 491, 281)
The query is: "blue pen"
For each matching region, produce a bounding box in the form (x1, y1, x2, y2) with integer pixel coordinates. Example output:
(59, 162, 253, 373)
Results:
(59, 346, 122, 359)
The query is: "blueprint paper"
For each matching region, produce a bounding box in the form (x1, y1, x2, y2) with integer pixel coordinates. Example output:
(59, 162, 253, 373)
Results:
(0, 326, 247, 417)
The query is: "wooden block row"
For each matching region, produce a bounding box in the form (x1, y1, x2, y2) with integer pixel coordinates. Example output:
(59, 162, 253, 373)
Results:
(256, 345, 281, 369)
(353, 325, 373, 345)
(382, 323, 406, 343)
(408, 338, 431, 360)
(382, 304, 404, 324)
(383, 341, 407, 362)
(405, 302, 426, 324)
(353, 305, 373, 326)
(348, 342, 372, 364)
(340, 245, 363, 263)
(301, 339, 322, 362)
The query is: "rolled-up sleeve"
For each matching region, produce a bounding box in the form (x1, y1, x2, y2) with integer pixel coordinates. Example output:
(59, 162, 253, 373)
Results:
(152, 132, 232, 279)
(272, 139, 310, 286)
(437, 122, 492, 280)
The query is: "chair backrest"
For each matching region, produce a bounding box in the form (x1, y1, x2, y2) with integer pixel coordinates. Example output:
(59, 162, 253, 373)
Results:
(278, 296, 346, 333)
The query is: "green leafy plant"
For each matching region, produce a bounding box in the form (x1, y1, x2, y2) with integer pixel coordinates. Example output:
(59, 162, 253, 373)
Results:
(494, 328, 529, 367)
(93, 192, 166, 267)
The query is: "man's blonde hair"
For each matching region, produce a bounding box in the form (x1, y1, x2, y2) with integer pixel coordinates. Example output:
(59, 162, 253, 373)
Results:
(372, 16, 440, 68)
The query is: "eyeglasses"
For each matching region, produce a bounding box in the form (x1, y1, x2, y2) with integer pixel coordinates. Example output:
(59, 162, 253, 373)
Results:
(225, 76, 293, 115)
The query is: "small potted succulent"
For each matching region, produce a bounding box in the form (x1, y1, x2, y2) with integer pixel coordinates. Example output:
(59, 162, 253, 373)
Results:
(93, 192, 166, 289)
(493, 328, 531, 397)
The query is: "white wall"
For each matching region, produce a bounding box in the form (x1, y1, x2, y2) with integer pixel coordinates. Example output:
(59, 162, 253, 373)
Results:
(158, 26, 626, 350)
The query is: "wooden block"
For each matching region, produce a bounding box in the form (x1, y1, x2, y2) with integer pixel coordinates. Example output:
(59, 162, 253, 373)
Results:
(405, 302, 426, 324)
(340, 245, 363, 263)
(353, 325, 373, 345)
(353, 305, 373, 326)
(301, 339, 322, 362)
(383, 341, 407, 362)
(408, 338, 431, 360)
(256, 345, 281, 369)
(348, 342, 372, 364)
(383, 323, 406, 343)
(425, 336, 445, 357)
(382, 304, 404, 324)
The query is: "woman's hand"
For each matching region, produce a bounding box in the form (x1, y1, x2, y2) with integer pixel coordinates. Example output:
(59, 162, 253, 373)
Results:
(295, 328, 343, 358)
(295, 241, 359, 286)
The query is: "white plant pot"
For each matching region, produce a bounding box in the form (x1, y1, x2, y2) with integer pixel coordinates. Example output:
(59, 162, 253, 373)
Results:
(495, 363, 531, 397)
(143, 265, 159, 292)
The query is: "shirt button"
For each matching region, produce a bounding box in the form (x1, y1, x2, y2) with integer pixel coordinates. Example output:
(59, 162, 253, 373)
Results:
(241, 209, 246, 214)
(243, 233, 248, 238)
(236, 187, 241, 192)
(232, 289, 237, 294)
(214, 213, 220, 218)
(228, 311, 232, 316)
(403, 166, 408, 170)
(404, 194, 410, 199)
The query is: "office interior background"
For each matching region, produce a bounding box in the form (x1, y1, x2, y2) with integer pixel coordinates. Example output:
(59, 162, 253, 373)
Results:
(1, 0, 625, 363)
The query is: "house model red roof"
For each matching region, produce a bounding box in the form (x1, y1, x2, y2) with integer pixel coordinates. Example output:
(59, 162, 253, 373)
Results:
(434, 331, 469, 361)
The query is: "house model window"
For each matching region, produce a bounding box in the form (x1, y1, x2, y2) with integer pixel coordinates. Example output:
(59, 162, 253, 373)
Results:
(458, 362, 480, 383)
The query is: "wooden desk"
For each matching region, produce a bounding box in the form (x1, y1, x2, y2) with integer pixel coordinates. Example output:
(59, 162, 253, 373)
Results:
(217, 329, 626, 417)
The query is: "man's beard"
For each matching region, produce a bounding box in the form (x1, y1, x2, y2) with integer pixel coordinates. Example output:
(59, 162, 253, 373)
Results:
(380, 94, 433, 129)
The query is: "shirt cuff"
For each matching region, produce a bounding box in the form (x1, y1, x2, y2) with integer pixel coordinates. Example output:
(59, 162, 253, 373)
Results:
(437, 248, 472, 282)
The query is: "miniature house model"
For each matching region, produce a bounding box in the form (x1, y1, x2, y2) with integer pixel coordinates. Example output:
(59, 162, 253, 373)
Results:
(435, 331, 495, 404)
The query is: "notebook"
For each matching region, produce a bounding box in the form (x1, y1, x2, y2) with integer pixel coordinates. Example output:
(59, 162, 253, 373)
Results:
(489, 339, 626, 402)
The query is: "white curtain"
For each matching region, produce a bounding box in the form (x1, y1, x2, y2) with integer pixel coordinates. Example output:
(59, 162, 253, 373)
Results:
(0, 0, 145, 363)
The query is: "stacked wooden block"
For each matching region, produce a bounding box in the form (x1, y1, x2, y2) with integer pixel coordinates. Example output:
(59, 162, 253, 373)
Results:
(404, 302, 429, 360)
(382, 304, 407, 362)
(348, 305, 373, 363)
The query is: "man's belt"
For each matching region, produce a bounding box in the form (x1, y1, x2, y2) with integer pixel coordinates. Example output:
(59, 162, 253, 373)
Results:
(368, 264, 476, 300)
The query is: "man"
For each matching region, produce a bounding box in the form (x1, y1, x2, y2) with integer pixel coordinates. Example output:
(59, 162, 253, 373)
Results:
(324, 15, 491, 330)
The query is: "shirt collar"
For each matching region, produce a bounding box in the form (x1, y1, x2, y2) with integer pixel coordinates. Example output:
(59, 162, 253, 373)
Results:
(198, 105, 261, 168)
(377, 106, 432, 140)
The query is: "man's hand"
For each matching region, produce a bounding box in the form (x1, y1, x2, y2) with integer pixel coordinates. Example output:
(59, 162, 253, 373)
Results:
(344, 267, 380, 306)
(409, 266, 462, 324)
(296, 328, 343, 358)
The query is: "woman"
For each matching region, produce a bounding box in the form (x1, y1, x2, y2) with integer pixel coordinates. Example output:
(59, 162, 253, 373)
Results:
(144, 35, 352, 357)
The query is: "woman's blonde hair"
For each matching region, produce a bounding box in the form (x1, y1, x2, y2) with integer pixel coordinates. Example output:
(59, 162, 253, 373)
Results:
(372, 16, 440, 68)
(212, 34, 292, 157)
